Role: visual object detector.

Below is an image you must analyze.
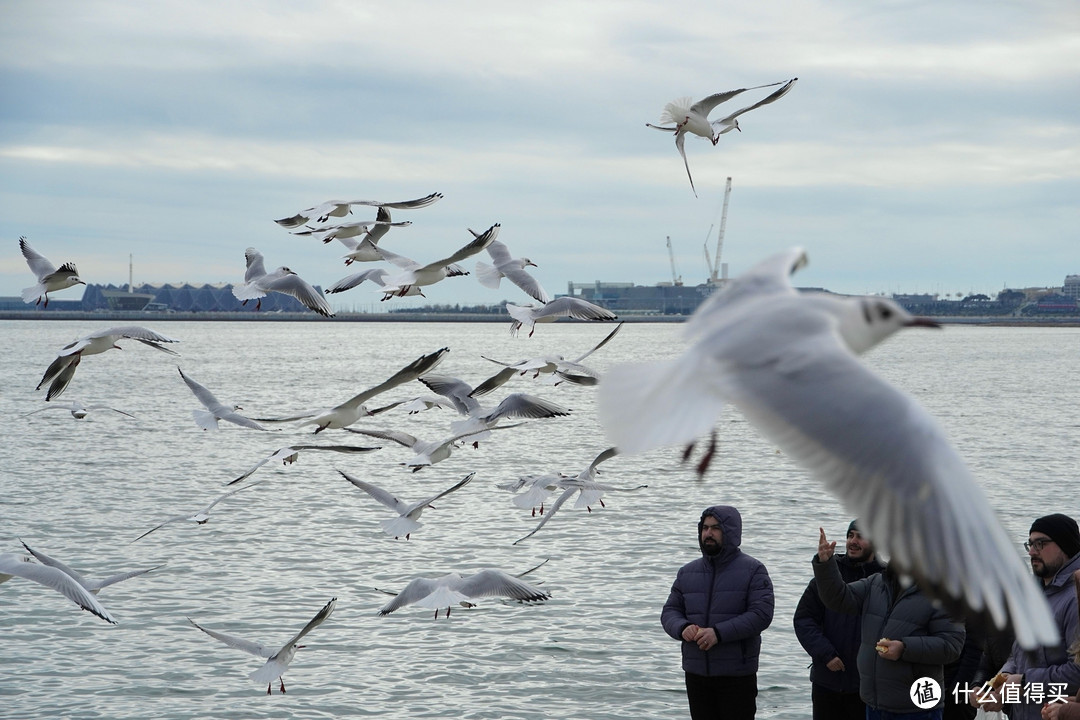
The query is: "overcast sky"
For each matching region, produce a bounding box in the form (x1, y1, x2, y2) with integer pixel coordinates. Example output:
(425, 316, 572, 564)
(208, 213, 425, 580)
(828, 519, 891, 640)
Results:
(2, 0, 1077, 312)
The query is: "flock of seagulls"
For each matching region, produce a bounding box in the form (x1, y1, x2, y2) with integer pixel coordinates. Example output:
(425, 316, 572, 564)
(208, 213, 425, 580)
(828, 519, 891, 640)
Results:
(13, 216, 631, 693)
(12, 79, 1058, 697)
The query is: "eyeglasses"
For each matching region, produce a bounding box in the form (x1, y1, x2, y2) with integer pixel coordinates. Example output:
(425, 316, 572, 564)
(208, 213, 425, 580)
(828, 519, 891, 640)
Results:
(1024, 538, 1055, 552)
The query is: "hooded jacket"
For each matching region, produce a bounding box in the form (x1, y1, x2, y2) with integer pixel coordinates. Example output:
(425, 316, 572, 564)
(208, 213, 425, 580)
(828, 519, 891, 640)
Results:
(660, 506, 775, 677)
(794, 551, 886, 693)
(812, 555, 965, 713)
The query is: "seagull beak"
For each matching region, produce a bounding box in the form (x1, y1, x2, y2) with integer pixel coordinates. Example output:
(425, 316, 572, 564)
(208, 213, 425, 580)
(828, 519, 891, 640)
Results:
(904, 316, 942, 329)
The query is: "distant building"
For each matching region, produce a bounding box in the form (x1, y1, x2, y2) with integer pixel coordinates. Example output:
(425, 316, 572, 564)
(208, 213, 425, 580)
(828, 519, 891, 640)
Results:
(80, 283, 320, 313)
(566, 281, 715, 315)
(1064, 275, 1080, 300)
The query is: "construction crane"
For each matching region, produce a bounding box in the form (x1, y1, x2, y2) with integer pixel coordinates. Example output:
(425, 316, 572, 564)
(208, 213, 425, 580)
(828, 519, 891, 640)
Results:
(666, 236, 683, 286)
(703, 176, 733, 286)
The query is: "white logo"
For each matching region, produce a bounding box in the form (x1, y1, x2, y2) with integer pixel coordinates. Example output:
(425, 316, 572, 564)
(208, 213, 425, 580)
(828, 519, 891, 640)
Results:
(910, 677, 942, 710)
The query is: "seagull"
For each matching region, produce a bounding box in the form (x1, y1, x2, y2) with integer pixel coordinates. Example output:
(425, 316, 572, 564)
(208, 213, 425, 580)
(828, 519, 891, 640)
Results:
(23, 398, 135, 420)
(471, 322, 624, 396)
(177, 367, 267, 431)
(596, 246, 1059, 651)
(274, 192, 442, 229)
(228, 443, 382, 485)
(340, 470, 474, 539)
(232, 248, 334, 317)
(289, 216, 411, 244)
(367, 395, 457, 416)
(341, 426, 499, 471)
(505, 297, 618, 337)
(377, 569, 549, 619)
(253, 347, 449, 432)
(19, 236, 85, 307)
(19, 540, 161, 595)
(371, 224, 500, 298)
(0, 552, 116, 623)
(325, 268, 426, 300)
(647, 78, 797, 196)
(472, 235, 551, 303)
(132, 480, 265, 542)
(188, 597, 336, 694)
(36, 326, 180, 402)
(511, 448, 647, 544)
(417, 373, 571, 442)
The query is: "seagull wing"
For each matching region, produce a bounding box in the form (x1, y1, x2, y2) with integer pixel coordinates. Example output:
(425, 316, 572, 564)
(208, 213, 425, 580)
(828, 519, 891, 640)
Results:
(416, 472, 474, 508)
(344, 192, 443, 210)
(513, 486, 578, 545)
(675, 130, 697, 198)
(202, 479, 265, 513)
(482, 393, 570, 423)
(87, 565, 163, 593)
(178, 367, 225, 413)
(469, 367, 518, 398)
(378, 577, 442, 614)
(457, 569, 550, 603)
(535, 297, 617, 323)
(339, 470, 412, 513)
(18, 541, 87, 587)
(19, 237, 57, 279)
(279, 597, 336, 650)
(334, 347, 450, 411)
(689, 81, 786, 118)
(572, 322, 624, 363)
(0, 553, 116, 623)
(425, 224, 500, 270)
(340, 427, 419, 449)
(713, 77, 797, 125)
(243, 248, 268, 283)
(264, 273, 335, 317)
(188, 618, 274, 658)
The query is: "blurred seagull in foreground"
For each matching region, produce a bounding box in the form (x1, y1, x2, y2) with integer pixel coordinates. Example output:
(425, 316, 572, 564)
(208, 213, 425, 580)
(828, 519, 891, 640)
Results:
(188, 597, 336, 694)
(19, 236, 85, 308)
(36, 326, 179, 401)
(647, 78, 797, 196)
(254, 347, 448, 433)
(371, 223, 500, 298)
(340, 470, 474, 539)
(228, 443, 382, 485)
(472, 322, 624, 396)
(23, 398, 134, 420)
(505, 297, 617, 337)
(596, 246, 1058, 651)
(19, 540, 161, 596)
(377, 568, 549, 619)
(274, 192, 442, 228)
(178, 367, 267, 431)
(233, 248, 334, 317)
(132, 480, 265, 542)
(0, 551, 116, 623)
(472, 234, 551, 303)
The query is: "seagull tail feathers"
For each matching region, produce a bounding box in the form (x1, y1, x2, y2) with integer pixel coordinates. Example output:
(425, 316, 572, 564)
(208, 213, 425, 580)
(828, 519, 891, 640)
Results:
(597, 354, 726, 456)
(474, 262, 503, 290)
(21, 284, 46, 303)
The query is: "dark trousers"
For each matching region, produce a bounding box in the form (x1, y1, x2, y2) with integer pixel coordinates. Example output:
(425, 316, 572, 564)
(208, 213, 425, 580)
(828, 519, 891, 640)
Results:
(811, 683, 866, 720)
(684, 672, 757, 720)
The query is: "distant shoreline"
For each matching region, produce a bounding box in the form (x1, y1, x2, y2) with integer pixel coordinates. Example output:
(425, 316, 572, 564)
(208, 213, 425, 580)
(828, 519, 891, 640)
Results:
(1, 310, 1078, 327)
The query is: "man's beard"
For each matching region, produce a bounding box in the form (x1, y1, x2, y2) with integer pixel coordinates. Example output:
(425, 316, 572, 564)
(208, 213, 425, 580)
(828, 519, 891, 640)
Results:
(702, 539, 721, 556)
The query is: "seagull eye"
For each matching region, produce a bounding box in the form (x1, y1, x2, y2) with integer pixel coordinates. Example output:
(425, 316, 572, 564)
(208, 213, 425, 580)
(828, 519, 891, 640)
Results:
(877, 304, 893, 320)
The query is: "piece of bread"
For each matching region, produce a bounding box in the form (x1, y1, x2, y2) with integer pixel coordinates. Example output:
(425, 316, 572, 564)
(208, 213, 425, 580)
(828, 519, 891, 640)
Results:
(989, 672, 1009, 690)
(875, 638, 891, 653)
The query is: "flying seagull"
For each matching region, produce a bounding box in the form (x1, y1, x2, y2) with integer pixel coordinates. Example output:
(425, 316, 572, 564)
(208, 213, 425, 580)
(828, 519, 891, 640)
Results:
(472, 235, 551, 303)
(23, 398, 135, 420)
(340, 470, 474, 539)
(19, 236, 85, 308)
(325, 268, 426, 300)
(253, 347, 449, 432)
(132, 480, 265, 542)
(377, 569, 549, 619)
(188, 597, 336, 694)
(0, 552, 116, 623)
(371, 224, 500, 298)
(19, 540, 161, 595)
(647, 78, 797, 196)
(504, 297, 617, 337)
(232, 247, 334, 317)
(36, 326, 179, 401)
(177, 367, 267, 431)
(274, 192, 442, 229)
(596, 246, 1058, 651)
(228, 443, 382, 485)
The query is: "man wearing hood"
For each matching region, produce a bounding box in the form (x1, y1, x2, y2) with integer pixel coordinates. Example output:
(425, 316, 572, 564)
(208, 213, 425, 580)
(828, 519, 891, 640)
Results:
(661, 505, 775, 719)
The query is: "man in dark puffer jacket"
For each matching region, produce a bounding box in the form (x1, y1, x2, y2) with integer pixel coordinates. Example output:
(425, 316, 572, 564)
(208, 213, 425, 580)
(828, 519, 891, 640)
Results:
(661, 505, 774, 719)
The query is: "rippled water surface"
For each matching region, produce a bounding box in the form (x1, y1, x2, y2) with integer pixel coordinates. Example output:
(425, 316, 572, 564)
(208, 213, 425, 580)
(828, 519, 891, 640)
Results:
(2, 320, 1078, 719)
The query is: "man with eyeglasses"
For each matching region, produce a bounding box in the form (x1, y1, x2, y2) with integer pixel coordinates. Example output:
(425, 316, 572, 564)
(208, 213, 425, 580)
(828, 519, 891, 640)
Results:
(661, 505, 774, 719)
(974, 513, 1080, 720)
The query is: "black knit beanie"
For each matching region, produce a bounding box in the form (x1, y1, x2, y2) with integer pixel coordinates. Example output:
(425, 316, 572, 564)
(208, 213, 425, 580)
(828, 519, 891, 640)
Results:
(847, 519, 859, 535)
(1030, 513, 1080, 558)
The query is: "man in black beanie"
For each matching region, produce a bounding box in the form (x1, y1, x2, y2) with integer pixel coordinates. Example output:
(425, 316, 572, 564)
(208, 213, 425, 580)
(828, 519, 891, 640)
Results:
(974, 513, 1080, 720)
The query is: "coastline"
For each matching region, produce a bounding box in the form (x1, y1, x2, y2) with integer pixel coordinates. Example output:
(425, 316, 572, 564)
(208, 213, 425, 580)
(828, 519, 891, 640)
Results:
(1, 310, 1077, 326)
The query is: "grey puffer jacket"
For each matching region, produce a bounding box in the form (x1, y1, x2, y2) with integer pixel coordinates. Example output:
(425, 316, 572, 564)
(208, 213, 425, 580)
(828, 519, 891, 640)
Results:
(660, 506, 774, 677)
(813, 554, 965, 713)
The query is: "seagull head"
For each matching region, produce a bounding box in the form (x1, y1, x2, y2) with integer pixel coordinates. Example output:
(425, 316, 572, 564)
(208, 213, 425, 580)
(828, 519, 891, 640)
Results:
(839, 297, 941, 355)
